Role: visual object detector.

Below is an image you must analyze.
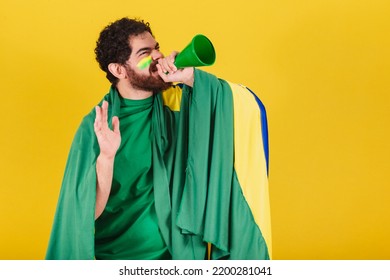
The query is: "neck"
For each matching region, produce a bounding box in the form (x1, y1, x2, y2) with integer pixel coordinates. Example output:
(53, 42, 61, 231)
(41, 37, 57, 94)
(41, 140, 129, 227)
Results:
(116, 80, 153, 100)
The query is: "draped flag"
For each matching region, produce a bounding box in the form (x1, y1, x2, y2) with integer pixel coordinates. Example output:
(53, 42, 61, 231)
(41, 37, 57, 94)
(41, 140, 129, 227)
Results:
(46, 69, 271, 260)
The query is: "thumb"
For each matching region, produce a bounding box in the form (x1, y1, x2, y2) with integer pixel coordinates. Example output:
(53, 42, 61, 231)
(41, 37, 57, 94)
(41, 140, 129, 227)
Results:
(112, 116, 120, 135)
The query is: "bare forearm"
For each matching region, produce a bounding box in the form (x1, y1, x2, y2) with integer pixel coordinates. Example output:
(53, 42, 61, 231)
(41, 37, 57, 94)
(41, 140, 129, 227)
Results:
(95, 155, 115, 220)
(182, 67, 194, 88)
(156, 52, 194, 87)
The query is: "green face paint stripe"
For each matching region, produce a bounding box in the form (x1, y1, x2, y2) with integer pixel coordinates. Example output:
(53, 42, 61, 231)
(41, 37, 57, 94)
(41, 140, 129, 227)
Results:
(137, 56, 153, 69)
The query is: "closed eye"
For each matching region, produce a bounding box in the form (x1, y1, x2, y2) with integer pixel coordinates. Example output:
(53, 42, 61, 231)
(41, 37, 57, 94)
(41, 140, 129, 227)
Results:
(136, 42, 160, 57)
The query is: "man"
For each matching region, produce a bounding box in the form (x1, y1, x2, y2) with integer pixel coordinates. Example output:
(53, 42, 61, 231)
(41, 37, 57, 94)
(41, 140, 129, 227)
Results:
(46, 17, 271, 260)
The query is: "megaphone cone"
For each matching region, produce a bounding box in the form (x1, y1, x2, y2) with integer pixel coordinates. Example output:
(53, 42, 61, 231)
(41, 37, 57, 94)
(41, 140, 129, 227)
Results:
(174, 34, 216, 68)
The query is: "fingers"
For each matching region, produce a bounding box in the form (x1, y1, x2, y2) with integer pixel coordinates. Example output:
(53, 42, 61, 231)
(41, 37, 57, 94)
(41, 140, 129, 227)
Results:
(112, 116, 120, 135)
(157, 51, 178, 75)
(102, 101, 108, 125)
(157, 59, 175, 74)
(169, 51, 179, 62)
(156, 64, 169, 82)
(94, 101, 111, 133)
(94, 105, 102, 132)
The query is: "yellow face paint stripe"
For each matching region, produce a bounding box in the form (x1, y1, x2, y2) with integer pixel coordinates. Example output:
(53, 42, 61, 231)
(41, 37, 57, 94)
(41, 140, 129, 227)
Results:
(137, 56, 153, 69)
(228, 82, 272, 258)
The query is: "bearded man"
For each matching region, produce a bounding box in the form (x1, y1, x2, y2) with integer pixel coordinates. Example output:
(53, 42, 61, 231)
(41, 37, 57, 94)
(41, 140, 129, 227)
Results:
(46, 17, 271, 260)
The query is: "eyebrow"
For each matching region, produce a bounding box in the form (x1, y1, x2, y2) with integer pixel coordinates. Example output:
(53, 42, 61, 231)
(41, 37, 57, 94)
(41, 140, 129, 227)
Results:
(136, 42, 160, 55)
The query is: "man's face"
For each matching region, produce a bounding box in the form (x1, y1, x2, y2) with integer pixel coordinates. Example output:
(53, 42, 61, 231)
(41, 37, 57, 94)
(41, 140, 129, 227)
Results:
(125, 32, 171, 93)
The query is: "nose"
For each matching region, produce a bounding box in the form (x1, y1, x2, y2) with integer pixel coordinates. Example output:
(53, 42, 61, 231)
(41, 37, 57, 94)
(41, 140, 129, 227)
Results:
(151, 49, 164, 60)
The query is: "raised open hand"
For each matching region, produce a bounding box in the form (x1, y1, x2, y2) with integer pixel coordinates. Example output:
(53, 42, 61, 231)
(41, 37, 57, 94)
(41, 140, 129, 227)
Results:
(94, 101, 121, 160)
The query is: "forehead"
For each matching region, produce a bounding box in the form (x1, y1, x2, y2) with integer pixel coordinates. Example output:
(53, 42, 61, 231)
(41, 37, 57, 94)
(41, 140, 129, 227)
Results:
(129, 32, 156, 50)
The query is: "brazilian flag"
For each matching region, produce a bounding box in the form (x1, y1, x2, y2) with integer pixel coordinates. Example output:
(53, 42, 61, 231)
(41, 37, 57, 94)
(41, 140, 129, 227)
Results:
(46, 69, 271, 260)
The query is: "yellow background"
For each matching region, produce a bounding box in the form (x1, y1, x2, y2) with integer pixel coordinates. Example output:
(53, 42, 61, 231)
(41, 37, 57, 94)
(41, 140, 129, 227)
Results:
(1, 0, 389, 259)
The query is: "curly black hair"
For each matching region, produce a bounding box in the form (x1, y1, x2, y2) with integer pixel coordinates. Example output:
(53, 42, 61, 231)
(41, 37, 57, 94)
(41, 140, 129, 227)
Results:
(95, 17, 153, 85)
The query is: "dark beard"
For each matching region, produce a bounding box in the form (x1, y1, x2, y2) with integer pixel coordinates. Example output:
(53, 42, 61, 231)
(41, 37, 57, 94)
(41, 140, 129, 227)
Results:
(125, 62, 172, 94)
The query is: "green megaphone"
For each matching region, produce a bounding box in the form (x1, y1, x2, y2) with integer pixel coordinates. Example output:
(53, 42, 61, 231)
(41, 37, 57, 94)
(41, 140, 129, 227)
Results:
(174, 34, 216, 68)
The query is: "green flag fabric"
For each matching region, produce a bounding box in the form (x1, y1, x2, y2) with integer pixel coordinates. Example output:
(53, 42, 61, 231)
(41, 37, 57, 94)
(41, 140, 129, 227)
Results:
(94, 95, 171, 260)
(46, 69, 271, 260)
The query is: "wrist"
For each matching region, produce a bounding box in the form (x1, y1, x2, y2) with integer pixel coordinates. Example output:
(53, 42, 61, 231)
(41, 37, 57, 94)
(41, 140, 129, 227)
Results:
(97, 153, 116, 164)
(181, 67, 194, 87)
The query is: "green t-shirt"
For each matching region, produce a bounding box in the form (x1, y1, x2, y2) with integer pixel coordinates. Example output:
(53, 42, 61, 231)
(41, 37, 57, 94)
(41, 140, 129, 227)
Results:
(94, 95, 171, 260)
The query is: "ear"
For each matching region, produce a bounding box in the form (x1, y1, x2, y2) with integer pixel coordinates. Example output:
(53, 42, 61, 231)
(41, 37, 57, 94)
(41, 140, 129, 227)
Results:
(108, 63, 127, 80)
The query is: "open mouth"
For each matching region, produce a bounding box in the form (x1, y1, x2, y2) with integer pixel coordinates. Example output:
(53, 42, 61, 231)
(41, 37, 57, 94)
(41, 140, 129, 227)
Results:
(149, 61, 158, 74)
